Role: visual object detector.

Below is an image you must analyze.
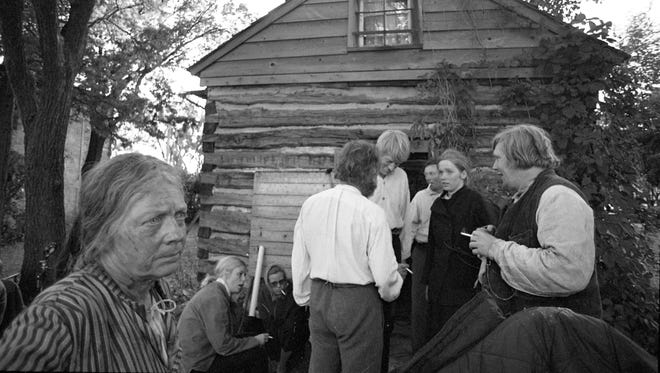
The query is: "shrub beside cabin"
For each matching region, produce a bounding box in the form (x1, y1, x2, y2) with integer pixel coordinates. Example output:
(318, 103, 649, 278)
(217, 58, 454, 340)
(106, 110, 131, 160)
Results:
(189, 0, 624, 277)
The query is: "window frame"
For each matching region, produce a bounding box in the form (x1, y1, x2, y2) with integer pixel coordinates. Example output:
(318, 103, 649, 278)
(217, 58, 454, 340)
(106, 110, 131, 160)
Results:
(347, 0, 422, 50)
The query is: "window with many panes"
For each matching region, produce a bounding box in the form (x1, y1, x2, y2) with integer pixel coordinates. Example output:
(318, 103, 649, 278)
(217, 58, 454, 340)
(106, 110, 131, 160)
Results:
(355, 0, 417, 47)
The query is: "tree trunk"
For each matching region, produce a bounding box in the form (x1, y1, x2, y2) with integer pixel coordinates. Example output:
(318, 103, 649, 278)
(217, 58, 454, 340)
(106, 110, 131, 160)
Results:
(0, 65, 14, 227)
(0, 0, 96, 302)
(81, 124, 107, 175)
(20, 78, 71, 302)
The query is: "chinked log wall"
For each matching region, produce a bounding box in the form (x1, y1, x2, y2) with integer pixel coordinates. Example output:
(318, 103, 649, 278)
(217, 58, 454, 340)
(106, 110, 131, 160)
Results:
(196, 0, 556, 273)
(197, 83, 536, 274)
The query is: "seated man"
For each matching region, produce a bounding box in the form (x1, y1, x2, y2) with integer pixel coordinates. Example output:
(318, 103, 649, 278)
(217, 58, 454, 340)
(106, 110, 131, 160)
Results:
(261, 265, 309, 373)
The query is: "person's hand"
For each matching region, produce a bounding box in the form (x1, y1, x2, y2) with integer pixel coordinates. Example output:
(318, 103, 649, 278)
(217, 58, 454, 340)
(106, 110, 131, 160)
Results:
(254, 333, 270, 346)
(474, 257, 487, 288)
(469, 228, 497, 259)
(397, 263, 410, 279)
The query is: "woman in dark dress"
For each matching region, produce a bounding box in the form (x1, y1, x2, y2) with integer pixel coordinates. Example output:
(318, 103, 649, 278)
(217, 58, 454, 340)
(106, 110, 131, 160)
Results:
(421, 149, 498, 342)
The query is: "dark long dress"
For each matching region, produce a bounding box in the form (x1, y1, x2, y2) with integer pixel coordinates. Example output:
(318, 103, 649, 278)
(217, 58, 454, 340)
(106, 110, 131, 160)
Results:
(422, 186, 497, 341)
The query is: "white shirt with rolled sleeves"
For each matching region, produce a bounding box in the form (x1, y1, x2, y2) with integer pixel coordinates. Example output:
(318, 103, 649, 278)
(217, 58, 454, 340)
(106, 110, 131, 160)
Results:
(401, 185, 442, 258)
(369, 167, 410, 259)
(487, 185, 595, 297)
(291, 184, 404, 306)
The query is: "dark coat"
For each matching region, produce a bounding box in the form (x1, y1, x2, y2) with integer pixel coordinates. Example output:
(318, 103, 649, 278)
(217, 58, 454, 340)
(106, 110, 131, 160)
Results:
(395, 292, 657, 373)
(263, 287, 309, 354)
(423, 186, 497, 307)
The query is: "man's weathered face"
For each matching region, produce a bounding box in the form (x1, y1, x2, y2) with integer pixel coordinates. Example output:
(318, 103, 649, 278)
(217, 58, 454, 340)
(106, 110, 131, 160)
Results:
(268, 271, 288, 297)
(493, 142, 519, 191)
(112, 182, 187, 281)
(424, 164, 442, 192)
(378, 154, 398, 177)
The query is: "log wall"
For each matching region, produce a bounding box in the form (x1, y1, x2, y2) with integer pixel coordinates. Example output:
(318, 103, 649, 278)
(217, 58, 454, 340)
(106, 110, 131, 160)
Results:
(197, 82, 537, 272)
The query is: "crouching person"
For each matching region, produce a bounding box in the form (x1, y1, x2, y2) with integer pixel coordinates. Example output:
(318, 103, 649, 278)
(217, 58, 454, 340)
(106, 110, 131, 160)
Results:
(178, 256, 269, 373)
(261, 265, 309, 373)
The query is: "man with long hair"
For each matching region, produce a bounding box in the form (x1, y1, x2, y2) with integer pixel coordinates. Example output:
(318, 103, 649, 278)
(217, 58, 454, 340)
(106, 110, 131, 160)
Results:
(469, 124, 601, 317)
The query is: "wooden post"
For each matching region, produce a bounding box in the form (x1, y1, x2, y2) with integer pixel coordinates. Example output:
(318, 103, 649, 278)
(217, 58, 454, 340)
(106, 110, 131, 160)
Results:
(248, 245, 265, 317)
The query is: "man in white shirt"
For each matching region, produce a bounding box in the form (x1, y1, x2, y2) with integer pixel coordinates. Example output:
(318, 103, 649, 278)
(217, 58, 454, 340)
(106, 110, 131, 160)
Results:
(368, 130, 411, 372)
(469, 124, 601, 318)
(292, 140, 409, 373)
(401, 159, 442, 351)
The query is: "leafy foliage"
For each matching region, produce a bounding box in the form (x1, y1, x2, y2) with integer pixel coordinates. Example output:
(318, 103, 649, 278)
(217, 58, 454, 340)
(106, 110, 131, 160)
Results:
(501, 29, 659, 353)
(412, 62, 476, 158)
(74, 0, 253, 164)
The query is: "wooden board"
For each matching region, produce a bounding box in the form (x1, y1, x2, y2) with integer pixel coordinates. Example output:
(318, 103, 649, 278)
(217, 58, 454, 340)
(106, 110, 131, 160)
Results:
(206, 84, 509, 106)
(248, 171, 333, 275)
(249, 19, 347, 42)
(198, 235, 249, 256)
(423, 0, 501, 12)
(200, 48, 535, 79)
(422, 29, 546, 50)
(221, 36, 347, 62)
(199, 189, 253, 208)
(204, 149, 336, 169)
(278, 1, 347, 23)
(204, 125, 501, 151)
(199, 170, 255, 189)
(424, 9, 534, 31)
(200, 209, 251, 234)
(209, 104, 532, 128)
(200, 67, 542, 86)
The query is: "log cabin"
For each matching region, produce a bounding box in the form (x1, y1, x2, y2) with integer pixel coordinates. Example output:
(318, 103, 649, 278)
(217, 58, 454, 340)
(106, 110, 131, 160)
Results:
(188, 0, 625, 277)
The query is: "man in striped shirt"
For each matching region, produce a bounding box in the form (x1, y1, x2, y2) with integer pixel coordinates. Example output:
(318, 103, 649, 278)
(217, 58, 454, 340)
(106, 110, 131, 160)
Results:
(0, 153, 187, 372)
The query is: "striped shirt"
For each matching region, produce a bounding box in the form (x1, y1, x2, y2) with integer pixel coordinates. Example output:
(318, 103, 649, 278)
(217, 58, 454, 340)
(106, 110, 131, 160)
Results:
(0, 264, 180, 372)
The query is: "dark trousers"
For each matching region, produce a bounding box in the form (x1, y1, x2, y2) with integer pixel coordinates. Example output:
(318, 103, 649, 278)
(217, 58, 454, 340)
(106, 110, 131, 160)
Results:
(309, 279, 383, 373)
(410, 241, 429, 352)
(194, 346, 268, 373)
(381, 230, 402, 373)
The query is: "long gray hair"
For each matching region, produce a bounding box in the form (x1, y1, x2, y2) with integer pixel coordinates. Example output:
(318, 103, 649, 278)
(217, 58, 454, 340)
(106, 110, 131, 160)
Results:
(76, 153, 184, 267)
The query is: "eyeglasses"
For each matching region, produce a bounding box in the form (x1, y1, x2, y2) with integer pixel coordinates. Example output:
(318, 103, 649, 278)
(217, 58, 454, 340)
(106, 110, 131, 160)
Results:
(269, 279, 287, 288)
(150, 299, 177, 316)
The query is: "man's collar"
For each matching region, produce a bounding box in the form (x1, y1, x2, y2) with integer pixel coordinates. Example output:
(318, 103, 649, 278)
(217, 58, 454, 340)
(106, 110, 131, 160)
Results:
(336, 183, 361, 194)
(427, 184, 443, 195)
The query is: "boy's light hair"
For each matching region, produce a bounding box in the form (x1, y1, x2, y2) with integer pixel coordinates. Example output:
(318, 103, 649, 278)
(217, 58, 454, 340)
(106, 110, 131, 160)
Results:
(376, 130, 410, 164)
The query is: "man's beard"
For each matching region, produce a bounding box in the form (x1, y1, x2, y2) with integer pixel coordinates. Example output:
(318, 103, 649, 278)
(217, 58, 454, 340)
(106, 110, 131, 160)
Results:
(359, 179, 377, 197)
